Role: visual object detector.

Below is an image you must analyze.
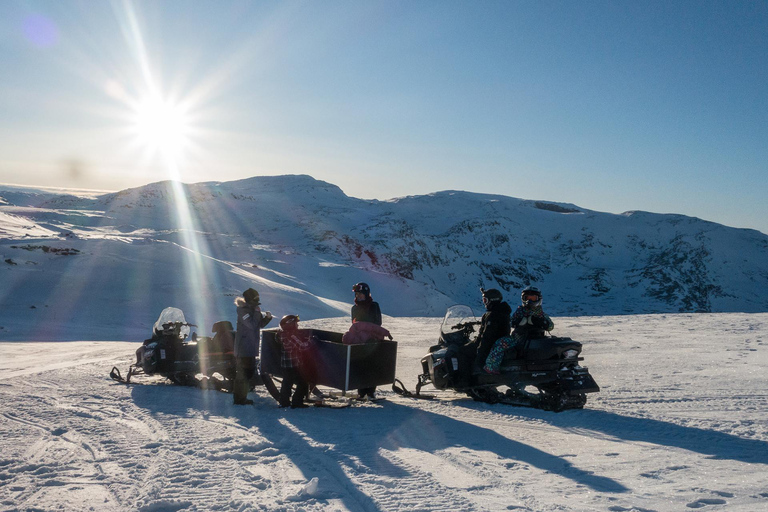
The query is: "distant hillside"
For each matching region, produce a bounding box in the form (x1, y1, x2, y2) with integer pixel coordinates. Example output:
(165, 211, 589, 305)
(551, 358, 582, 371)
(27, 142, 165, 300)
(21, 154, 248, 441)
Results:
(2, 175, 767, 340)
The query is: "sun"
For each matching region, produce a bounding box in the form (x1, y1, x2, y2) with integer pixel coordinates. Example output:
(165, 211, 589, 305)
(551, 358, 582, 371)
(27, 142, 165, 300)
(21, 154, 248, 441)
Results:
(133, 95, 190, 161)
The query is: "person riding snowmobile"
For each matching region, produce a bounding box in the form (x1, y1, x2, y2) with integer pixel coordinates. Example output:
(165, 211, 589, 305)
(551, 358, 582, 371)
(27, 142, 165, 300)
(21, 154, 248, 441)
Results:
(483, 286, 554, 374)
(472, 288, 512, 372)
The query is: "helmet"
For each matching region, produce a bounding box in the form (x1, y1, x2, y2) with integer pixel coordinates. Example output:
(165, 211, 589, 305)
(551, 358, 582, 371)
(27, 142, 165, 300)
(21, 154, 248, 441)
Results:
(279, 314, 299, 330)
(243, 288, 260, 305)
(353, 282, 371, 296)
(481, 288, 503, 308)
(521, 286, 542, 307)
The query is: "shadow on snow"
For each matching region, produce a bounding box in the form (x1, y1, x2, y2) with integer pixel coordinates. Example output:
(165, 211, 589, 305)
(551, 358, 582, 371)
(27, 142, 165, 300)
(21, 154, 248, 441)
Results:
(129, 384, 629, 511)
(452, 400, 768, 465)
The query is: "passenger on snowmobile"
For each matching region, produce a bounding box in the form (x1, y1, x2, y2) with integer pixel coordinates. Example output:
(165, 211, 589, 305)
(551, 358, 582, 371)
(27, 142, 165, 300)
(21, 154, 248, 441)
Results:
(233, 288, 273, 405)
(472, 288, 512, 371)
(351, 282, 383, 399)
(483, 286, 554, 374)
(277, 314, 312, 409)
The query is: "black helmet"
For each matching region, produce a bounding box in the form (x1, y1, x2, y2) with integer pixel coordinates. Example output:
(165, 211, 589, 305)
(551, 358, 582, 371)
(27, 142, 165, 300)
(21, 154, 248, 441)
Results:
(521, 286, 542, 307)
(353, 282, 371, 296)
(279, 314, 299, 330)
(243, 288, 260, 305)
(481, 287, 503, 308)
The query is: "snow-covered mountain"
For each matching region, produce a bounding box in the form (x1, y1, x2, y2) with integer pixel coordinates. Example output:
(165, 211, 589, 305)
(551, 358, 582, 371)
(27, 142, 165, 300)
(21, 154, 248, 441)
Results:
(2, 175, 767, 340)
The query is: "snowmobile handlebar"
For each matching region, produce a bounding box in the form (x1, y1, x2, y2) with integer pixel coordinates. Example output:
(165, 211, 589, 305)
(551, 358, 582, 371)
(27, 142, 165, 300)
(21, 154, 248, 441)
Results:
(161, 321, 197, 328)
(450, 321, 481, 332)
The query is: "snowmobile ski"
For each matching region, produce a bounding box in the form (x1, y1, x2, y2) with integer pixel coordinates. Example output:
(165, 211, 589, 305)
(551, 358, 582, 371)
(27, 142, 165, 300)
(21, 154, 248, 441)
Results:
(392, 378, 435, 400)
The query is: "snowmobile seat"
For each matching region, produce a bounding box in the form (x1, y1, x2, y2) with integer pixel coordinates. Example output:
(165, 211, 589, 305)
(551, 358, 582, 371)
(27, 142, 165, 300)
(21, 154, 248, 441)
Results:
(212, 321, 233, 333)
(521, 337, 582, 371)
(211, 321, 235, 353)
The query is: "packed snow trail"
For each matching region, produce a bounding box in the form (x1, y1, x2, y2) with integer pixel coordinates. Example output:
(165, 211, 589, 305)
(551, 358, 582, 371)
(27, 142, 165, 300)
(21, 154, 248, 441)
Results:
(2, 314, 768, 511)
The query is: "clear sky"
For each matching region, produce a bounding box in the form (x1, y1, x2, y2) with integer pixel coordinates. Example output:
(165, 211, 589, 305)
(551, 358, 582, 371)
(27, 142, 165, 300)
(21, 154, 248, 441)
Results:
(1, 1, 766, 233)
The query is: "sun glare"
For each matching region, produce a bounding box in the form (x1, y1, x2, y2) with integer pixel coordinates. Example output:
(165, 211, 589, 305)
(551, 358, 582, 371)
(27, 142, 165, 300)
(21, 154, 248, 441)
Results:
(134, 95, 189, 160)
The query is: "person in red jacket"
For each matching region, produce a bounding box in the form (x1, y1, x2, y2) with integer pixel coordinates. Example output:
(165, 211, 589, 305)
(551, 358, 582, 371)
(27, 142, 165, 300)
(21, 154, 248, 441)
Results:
(342, 321, 392, 344)
(277, 314, 312, 408)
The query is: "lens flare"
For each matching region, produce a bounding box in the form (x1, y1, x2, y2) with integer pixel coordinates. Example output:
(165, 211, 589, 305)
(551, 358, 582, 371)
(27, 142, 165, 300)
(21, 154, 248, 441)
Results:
(134, 95, 189, 160)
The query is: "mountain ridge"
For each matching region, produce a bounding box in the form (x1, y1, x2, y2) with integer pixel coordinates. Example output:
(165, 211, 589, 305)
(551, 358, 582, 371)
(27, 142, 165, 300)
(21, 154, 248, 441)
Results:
(1, 174, 767, 340)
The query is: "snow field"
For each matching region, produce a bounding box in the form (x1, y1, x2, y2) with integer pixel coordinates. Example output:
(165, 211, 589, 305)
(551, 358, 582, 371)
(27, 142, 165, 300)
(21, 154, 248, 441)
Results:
(1, 313, 767, 511)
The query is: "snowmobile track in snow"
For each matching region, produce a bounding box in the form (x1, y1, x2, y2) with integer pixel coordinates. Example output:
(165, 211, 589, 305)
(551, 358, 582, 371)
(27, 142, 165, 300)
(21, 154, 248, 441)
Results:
(3, 314, 768, 512)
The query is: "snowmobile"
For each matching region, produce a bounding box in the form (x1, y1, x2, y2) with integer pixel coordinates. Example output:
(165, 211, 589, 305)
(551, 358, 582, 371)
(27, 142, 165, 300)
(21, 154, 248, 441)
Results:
(110, 307, 237, 390)
(413, 305, 600, 411)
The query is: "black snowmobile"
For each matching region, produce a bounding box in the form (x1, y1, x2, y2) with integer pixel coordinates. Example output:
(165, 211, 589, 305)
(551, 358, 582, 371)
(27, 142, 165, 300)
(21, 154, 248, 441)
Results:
(413, 305, 599, 411)
(110, 307, 237, 390)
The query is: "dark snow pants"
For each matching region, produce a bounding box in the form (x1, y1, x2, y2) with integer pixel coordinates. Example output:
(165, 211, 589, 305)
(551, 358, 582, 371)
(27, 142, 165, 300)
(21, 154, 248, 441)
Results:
(233, 357, 256, 404)
(279, 367, 308, 407)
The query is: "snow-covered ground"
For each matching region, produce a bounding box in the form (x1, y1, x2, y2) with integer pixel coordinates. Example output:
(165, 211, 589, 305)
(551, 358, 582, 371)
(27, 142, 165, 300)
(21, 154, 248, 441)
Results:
(1, 313, 767, 512)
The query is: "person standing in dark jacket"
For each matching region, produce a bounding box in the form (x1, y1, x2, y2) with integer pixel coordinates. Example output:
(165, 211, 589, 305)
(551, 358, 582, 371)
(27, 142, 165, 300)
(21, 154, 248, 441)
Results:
(233, 288, 273, 405)
(351, 282, 382, 399)
(472, 288, 512, 371)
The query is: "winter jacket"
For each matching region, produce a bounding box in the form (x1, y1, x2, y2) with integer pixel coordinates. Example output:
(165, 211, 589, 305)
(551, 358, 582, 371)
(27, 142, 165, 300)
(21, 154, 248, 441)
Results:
(510, 305, 554, 341)
(278, 329, 313, 369)
(474, 301, 513, 363)
(234, 297, 272, 358)
(342, 321, 392, 345)
(351, 298, 382, 326)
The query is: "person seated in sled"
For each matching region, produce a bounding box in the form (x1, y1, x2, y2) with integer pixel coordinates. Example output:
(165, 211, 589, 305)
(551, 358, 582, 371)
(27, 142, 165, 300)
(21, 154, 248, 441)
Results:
(472, 287, 512, 372)
(277, 315, 313, 409)
(483, 286, 554, 374)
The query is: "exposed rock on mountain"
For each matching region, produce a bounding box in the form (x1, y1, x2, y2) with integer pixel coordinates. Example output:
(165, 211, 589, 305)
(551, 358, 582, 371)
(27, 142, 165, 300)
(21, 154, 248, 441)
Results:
(2, 175, 767, 339)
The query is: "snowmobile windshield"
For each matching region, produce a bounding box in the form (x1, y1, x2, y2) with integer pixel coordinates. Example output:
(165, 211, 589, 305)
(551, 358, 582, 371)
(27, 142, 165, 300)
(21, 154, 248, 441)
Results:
(152, 307, 190, 339)
(440, 305, 477, 336)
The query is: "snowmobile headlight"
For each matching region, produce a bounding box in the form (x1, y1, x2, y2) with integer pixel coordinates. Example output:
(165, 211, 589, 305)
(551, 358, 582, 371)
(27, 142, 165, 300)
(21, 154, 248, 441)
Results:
(563, 349, 579, 359)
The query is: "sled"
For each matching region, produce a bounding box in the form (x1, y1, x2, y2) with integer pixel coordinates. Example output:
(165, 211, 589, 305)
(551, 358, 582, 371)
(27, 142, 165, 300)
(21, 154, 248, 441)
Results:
(259, 328, 398, 402)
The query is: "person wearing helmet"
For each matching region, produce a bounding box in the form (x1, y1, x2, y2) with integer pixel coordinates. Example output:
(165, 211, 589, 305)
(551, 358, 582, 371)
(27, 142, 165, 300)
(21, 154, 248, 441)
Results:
(351, 282, 382, 325)
(483, 285, 554, 374)
(233, 288, 273, 405)
(277, 314, 312, 408)
(472, 287, 513, 372)
(351, 282, 383, 399)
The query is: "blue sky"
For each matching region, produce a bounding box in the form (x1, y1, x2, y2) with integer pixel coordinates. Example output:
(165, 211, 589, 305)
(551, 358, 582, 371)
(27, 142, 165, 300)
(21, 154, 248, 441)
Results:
(1, 1, 766, 233)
